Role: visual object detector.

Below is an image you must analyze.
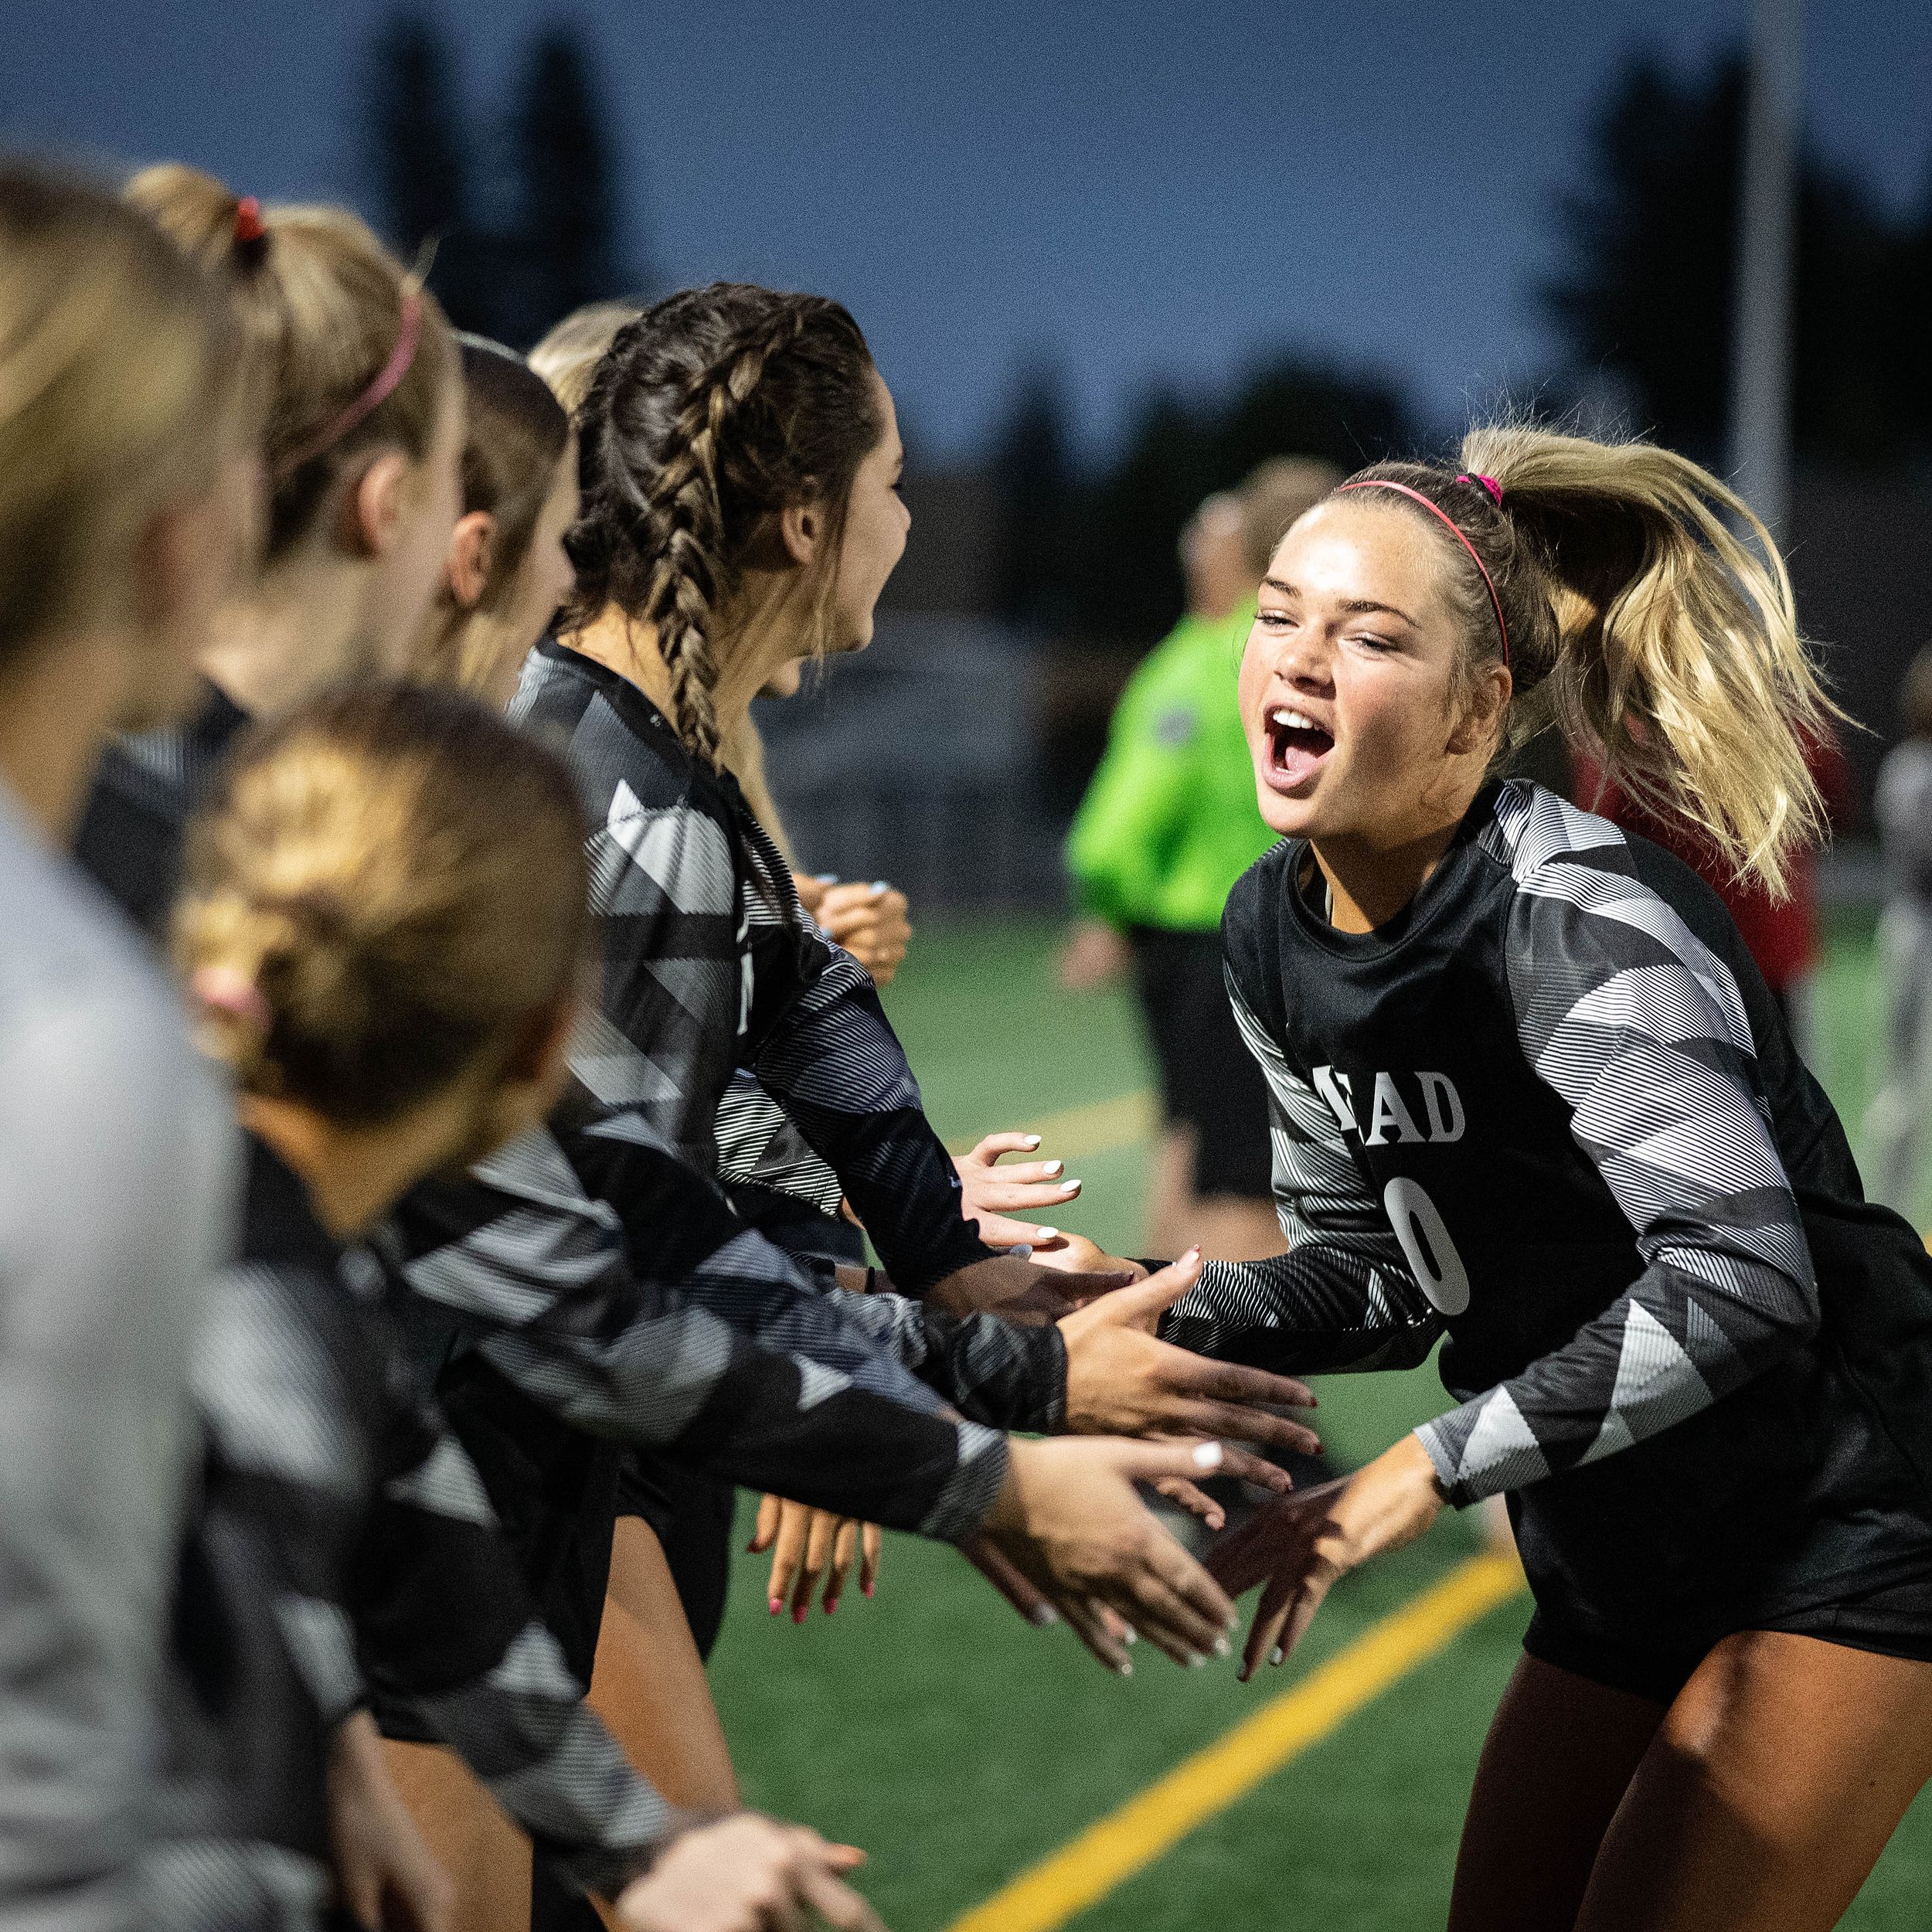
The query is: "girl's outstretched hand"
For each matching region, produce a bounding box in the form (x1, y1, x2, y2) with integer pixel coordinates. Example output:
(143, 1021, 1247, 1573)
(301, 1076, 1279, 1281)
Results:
(1054, 1249, 1321, 1468)
(980, 1435, 1239, 1673)
(952, 1131, 1086, 1250)
(817, 880, 911, 985)
(614, 1815, 883, 1932)
(749, 1496, 881, 1621)
(1207, 1434, 1446, 1681)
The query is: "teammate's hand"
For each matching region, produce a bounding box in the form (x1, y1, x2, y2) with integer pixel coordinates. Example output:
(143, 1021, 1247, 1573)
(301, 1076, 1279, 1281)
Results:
(925, 1253, 1135, 1324)
(750, 1496, 882, 1621)
(1209, 1434, 1445, 1681)
(952, 1132, 1086, 1249)
(613, 1815, 883, 1932)
(1057, 1249, 1321, 1468)
(327, 1709, 453, 1932)
(981, 1436, 1239, 1672)
(817, 881, 911, 985)
(1057, 917, 1131, 991)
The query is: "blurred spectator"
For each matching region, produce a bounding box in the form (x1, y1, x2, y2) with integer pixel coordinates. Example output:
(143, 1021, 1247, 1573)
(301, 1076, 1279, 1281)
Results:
(1862, 645, 1932, 1220)
(1060, 458, 1338, 1260)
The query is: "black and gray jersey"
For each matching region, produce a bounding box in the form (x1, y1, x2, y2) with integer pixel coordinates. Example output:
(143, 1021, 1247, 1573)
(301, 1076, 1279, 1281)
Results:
(146, 1137, 670, 1930)
(1165, 780, 1932, 1634)
(75, 681, 248, 944)
(510, 640, 992, 1297)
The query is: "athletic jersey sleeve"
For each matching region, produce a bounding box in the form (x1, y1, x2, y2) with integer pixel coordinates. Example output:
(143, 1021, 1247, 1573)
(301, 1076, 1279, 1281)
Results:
(395, 1118, 1008, 1544)
(715, 1069, 847, 1219)
(1413, 855, 1821, 1508)
(1158, 942, 1444, 1373)
(736, 812, 993, 1296)
(352, 1381, 669, 1898)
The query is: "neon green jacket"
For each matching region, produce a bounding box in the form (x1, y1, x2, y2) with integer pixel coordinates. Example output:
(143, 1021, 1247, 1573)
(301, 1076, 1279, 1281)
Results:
(1066, 603, 1280, 932)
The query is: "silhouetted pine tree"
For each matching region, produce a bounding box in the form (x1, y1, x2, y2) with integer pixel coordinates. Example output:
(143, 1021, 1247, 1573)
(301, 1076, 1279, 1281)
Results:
(992, 368, 1078, 630)
(510, 26, 635, 341)
(364, 8, 502, 333)
(1544, 49, 1920, 469)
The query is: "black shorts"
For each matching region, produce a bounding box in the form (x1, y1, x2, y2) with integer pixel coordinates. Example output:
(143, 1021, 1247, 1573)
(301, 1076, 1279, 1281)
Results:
(1523, 1568, 1932, 1705)
(1127, 925, 1272, 1200)
(613, 1450, 736, 1662)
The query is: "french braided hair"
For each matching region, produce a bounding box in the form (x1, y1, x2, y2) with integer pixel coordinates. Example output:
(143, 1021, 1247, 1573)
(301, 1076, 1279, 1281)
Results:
(563, 283, 883, 767)
(1327, 426, 1838, 897)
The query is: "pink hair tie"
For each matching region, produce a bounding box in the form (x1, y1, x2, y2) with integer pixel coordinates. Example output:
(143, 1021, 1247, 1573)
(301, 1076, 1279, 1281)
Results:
(272, 291, 424, 481)
(192, 966, 272, 1036)
(1458, 471, 1503, 507)
(1336, 478, 1510, 667)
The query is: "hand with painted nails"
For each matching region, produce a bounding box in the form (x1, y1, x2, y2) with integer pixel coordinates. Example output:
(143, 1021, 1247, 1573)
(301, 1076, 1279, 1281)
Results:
(951, 1131, 1086, 1250)
(814, 879, 911, 985)
(1056, 1250, 1322, 1488)
(613, 1815, 884, 1932)
(748, 1495, 882, 1622)
(979, 1436, 1240, 1673)
(1208, 1433, 1445, 1681)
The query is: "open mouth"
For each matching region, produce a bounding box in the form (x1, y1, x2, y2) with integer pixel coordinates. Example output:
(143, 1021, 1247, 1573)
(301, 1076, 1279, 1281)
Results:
(1264, 705, 1335, 789)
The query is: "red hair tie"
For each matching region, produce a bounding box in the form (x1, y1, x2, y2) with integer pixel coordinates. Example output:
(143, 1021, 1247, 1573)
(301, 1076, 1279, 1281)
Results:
(1337, 479, 1509, 667)
(233, 196, 267, 247)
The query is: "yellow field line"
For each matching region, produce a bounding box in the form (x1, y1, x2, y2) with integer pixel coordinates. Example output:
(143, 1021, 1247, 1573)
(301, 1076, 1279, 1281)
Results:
(944, 1553, 1526, 1932)
(949, 1089, 1158, 1166)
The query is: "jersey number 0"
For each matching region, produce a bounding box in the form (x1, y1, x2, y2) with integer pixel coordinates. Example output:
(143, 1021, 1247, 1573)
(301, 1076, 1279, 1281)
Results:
(1382, 1176, 1471, 1316)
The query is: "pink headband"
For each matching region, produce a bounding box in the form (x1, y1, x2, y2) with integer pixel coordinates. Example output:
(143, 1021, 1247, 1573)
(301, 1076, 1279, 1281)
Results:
(273, 291, 424, 481)
(191, 966, 272, 1035)
(1336, 478, 1509, 666)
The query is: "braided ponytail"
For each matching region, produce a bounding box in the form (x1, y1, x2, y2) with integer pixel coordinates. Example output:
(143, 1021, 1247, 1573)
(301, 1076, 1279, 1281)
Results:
(565, 284, 881, 767)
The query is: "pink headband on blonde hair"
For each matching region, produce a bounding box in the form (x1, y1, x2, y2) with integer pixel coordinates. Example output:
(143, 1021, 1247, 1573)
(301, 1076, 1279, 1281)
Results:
(273, 291, 425, 481)
(1336, 478, 1509, 666)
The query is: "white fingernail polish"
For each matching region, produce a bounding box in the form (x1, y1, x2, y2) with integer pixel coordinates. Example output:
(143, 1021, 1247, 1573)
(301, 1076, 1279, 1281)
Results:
(871, 880, 890, 893)
(1063, 1179, 1082, 1192)
(1192, 1441, 1224, 1471)
(1029, 1604, 1058, 1628)
(1213, 1634, 1230, 1658)
(1117, 1659, 1133, 1678)
(1270, 1646, 1284, 1666)
(1044, 1161, 1063, 1177)
(1007, 1244, 1033, 1260)
(1189, 1653, 1206, 1668)
(1122, 1624, 1138, 1646)
(1022, 1135, 1042, 1149)
(1036, 1228, 1058, 1242)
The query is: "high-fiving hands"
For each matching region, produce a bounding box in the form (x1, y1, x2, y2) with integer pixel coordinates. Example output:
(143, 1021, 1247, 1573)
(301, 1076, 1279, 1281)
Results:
(1206, 1434, 1446, 1681)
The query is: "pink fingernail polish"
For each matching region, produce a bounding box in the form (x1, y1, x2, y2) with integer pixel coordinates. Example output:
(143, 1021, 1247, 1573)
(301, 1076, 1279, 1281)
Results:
(862, 1579, 876, 1598)
(825, 1598, 838, 1615)
(792, 1604, 808, 1625)
(769, 1597, 782, 1616)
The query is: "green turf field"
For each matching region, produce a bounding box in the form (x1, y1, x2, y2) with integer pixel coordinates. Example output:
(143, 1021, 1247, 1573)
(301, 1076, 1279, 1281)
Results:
(707, 913, 1932, 1930)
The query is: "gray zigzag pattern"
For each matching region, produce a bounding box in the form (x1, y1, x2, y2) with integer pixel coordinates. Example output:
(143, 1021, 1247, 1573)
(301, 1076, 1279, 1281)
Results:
(1415, 784, 1818, 1505)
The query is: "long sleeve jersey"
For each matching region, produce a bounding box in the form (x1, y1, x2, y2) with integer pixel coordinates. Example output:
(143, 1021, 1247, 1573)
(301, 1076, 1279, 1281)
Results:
(0, 779, 236, 1932)
(146, 1138, 668, 1930)
(80, 689, 1049, 1674)
(511, 639, 992, 1297)
(1165, 781, 1932, 1633)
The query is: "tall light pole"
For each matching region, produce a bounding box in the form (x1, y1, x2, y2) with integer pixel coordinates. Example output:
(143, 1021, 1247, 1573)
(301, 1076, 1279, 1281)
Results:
(1727, 0, 1803, 543)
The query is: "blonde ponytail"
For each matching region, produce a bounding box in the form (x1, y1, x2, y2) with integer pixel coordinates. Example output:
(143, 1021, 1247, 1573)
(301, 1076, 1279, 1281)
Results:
(1464, 424, 1833, 895)
(1335, 427, 1836, 897)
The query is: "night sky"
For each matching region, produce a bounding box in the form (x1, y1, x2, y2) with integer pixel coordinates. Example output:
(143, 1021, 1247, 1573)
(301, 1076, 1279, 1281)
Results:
(7, 0, 1930, 457)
